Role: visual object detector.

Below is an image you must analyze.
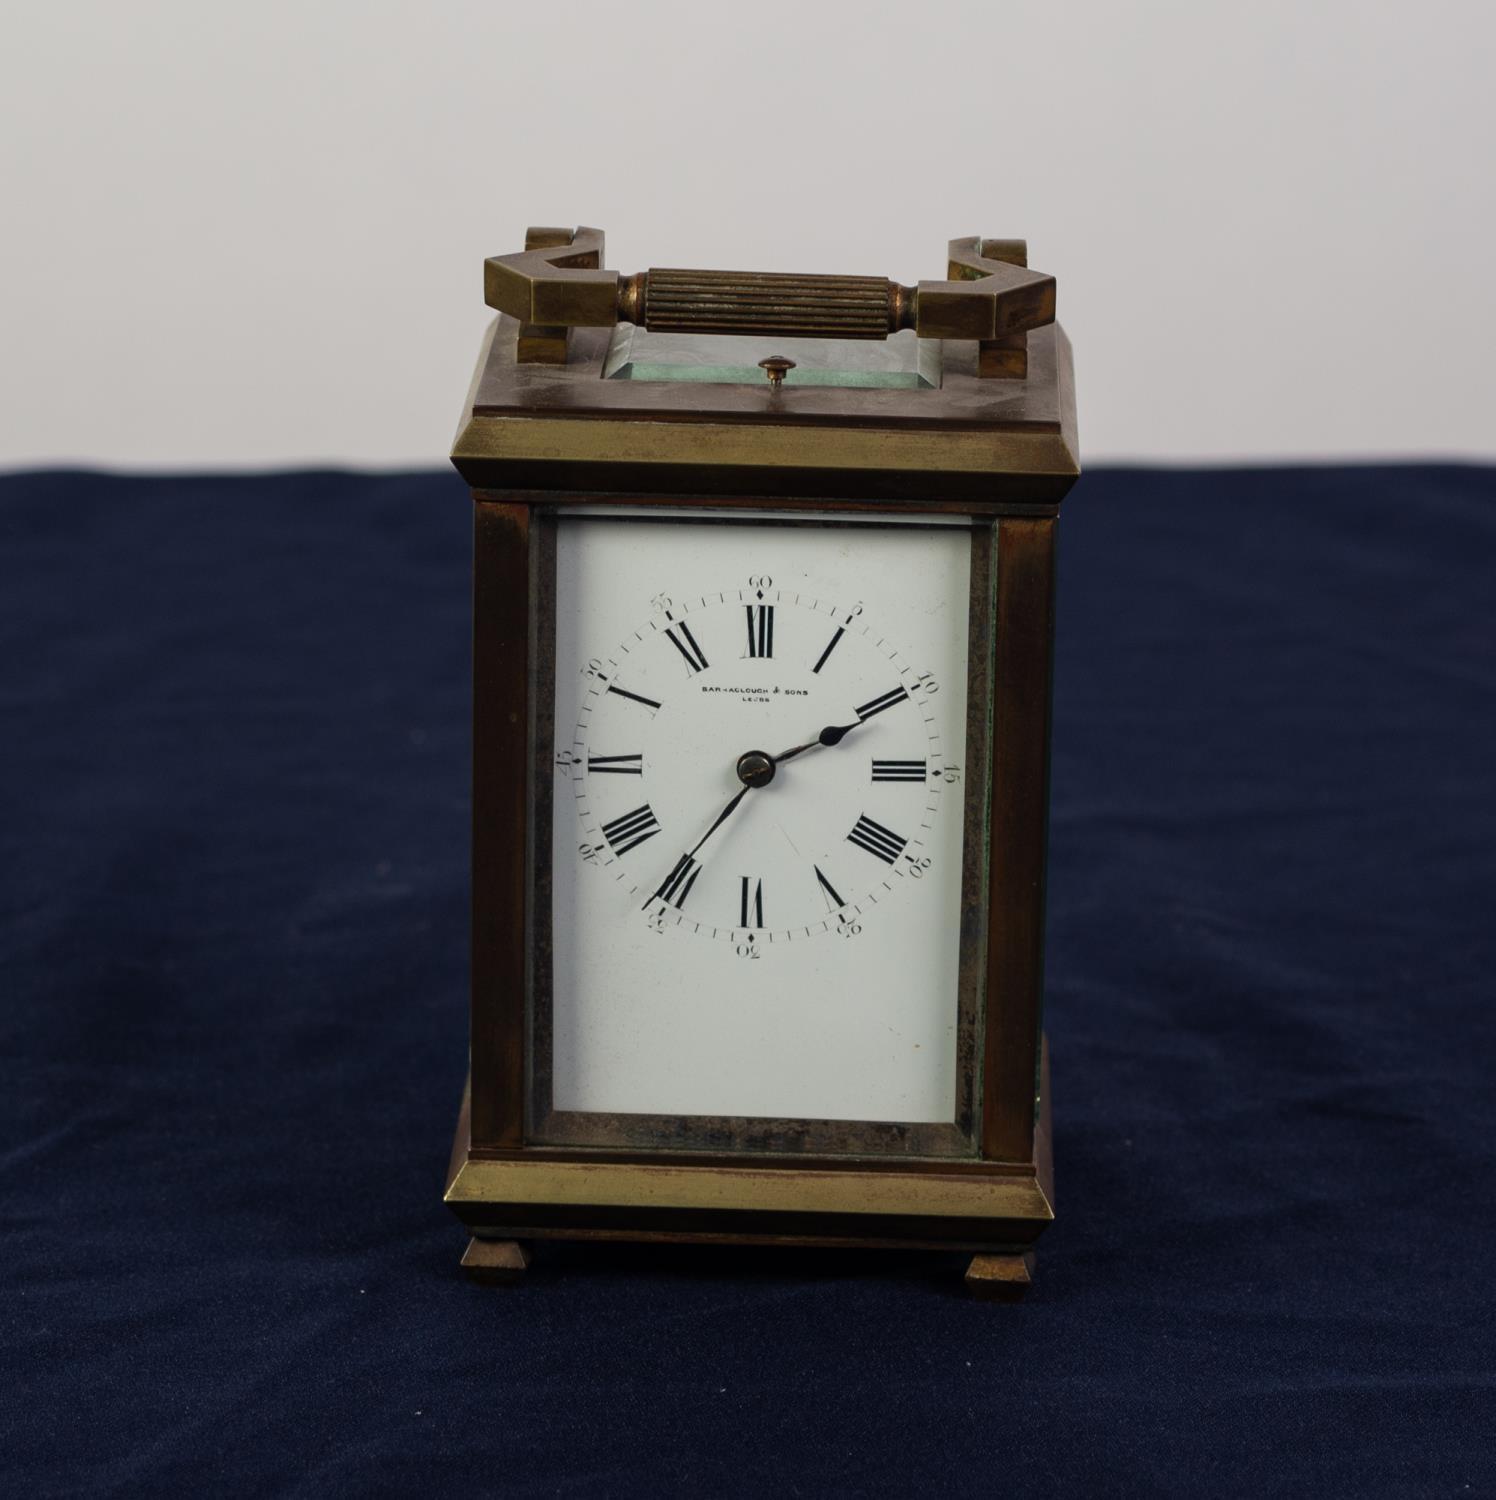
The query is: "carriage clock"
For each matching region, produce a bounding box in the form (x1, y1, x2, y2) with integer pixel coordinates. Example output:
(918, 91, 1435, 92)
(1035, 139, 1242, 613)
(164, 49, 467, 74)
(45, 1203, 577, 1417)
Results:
(444, 226, 1079, 1299)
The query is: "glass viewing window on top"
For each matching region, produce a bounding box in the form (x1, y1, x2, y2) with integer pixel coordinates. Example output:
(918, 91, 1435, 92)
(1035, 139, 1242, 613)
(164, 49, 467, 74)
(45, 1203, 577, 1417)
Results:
(602, 327, 943, 390)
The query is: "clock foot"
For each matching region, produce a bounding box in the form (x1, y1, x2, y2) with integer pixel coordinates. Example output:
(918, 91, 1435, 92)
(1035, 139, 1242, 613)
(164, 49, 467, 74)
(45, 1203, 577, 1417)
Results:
(461, 1237, 532, 1285)
(964, 1251, 1035, 1302)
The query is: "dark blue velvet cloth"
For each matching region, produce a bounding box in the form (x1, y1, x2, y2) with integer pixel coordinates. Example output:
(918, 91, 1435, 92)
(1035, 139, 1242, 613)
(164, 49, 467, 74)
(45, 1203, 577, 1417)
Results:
(3, 467, 1493, 1496)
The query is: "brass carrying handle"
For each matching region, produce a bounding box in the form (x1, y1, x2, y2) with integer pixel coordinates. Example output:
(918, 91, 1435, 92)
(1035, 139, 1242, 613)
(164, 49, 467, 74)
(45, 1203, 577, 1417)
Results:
(622, 268, 913, 340)
(484, 227, 1056, 345)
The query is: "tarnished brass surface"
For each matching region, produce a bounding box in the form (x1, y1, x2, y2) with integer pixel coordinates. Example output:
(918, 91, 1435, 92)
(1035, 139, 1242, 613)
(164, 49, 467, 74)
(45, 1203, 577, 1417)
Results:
(919, 237, 1055, 342)
(984, 519, 1056, 1162)
(642, 268, 900, 340)
(444, 1044, 1056, 1252)
(451, 319, 1080, 504)
(512, 226, 603, 363)
(447, 1155, 1053, 1222)
(460, 1238, 531, 1284)
(484, 225, 616, 331)
(456, 412, 1072, 476)
(958, 239, 1031, 379)
(451, 226, 1076, 1273)
(483, 227, 1057, 353)
(964, 1251, 1035, 1301)
(469, 502, 531, 1147)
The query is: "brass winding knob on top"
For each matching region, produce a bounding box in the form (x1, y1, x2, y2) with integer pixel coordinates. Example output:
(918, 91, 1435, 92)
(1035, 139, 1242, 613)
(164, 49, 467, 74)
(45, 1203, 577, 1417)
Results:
(757, 355, 796, 387)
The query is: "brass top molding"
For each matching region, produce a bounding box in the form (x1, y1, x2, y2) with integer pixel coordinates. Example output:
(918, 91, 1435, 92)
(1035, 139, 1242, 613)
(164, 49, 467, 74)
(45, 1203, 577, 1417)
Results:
(483, 226, 1056, 345)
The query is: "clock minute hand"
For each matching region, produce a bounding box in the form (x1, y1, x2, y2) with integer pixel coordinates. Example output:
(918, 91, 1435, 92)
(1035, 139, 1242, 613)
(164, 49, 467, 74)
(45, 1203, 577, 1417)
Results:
(641, 724, 854, 911)
(641, 784, 755, 911)
(687, 784, 753, 858)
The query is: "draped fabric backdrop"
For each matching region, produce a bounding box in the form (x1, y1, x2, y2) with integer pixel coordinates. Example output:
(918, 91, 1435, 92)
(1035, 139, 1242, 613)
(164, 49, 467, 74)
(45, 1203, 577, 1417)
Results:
(3, 467, 1493, 1495)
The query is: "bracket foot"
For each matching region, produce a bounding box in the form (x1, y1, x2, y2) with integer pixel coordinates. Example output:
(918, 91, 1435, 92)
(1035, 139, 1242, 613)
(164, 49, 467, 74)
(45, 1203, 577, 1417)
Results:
(964, 1251, 1035, 1302)
(461, 1238, 531, 1285)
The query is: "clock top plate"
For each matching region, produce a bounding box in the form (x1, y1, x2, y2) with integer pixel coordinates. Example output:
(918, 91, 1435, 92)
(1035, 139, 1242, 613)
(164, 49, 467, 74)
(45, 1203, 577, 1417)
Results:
(451, 316, 1080, 508)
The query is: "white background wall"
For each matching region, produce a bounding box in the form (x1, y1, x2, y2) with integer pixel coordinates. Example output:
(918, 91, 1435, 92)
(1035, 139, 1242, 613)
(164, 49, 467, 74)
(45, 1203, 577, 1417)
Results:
(2, 0, 1492, 470)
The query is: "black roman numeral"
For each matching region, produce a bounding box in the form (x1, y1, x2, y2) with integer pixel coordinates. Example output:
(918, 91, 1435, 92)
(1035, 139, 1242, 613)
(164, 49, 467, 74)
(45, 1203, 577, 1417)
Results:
(813, 865, 846, 911)
(744, 605, 774, 658)
(653, 853, 702, 909)
(871, 758, 927, 782)
(854, 686, 909, 721)
(665, 622, 709, 674)
(847, 813, 908, 865)
(601, 804, 661, 855)
(588, 753, 643, 775)
(812, 626, 844, 675)
(607, 684, 662, 712)
(739, 877, 764, 928)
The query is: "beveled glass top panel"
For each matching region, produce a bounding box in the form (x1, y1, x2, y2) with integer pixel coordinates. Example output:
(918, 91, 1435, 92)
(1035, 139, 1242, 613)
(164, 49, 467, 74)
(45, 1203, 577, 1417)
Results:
(603, 327, 941, 390)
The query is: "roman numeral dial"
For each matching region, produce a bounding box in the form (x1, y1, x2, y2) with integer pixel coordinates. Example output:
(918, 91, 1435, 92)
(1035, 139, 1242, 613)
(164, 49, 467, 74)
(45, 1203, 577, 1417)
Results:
(665, 622, 709, 674)
(740, 877, 765, 928)
(744, 605, 774, 658)
(607, 684, 662, 713)
(601, 804, 661, 856)
(855, 686, 909, 722)
(847, 813, 909, 865)
(589, 753, 643, 775)
(653, 853, 702, 909)
(871, 758, 927, 782)
(814, 865, 846, 910)
(812, 627, 844, 675)
(569, 581, 957, 945)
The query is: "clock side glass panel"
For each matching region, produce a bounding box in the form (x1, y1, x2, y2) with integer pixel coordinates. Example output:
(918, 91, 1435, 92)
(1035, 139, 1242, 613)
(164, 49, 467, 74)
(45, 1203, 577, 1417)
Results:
(534, 511, 984, 1150)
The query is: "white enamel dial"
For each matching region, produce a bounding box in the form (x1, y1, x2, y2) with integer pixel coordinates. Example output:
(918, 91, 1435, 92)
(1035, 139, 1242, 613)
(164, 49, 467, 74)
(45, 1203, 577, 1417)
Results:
(571, 586, 947, 942)
(547, 514, 975, 1125)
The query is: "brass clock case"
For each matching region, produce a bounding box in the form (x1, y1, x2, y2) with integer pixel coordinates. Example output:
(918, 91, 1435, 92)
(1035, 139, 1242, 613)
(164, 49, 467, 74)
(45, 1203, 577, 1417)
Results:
(446, 227, 1078, 1298)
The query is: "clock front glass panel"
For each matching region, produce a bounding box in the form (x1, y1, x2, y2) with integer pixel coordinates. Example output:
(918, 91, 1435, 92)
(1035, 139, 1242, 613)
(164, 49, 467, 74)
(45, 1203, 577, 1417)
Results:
(545, 514, 975, 1130)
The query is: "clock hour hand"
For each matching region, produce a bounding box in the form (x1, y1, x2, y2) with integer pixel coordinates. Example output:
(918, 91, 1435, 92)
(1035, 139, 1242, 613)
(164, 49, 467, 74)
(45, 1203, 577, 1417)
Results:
(776, 684, 912, 764)
(771, 720, 861, 766)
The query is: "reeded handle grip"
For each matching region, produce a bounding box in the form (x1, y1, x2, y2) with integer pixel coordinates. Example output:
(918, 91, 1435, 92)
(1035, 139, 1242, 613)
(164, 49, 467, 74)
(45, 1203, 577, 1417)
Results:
(621, 268, 914, 341)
